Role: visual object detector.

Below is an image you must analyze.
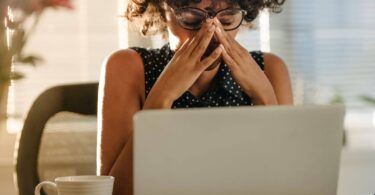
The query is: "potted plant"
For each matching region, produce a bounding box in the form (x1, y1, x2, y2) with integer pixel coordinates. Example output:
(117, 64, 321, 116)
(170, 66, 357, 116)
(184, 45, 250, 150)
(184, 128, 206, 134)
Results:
(0, 0, 73, 121)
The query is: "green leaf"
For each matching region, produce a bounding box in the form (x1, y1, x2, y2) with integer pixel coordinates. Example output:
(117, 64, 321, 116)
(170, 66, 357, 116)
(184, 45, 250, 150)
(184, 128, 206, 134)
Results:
(9, 71, 25, 80)
(359, 95, 375, 105)
(14, 54, 43, 66)
(9, 29, 27, 55)
(330, 94, 345, 105)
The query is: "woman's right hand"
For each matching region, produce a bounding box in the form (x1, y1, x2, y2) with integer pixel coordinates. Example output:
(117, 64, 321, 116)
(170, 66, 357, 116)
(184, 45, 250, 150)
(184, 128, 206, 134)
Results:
(143, 20, 223, 109)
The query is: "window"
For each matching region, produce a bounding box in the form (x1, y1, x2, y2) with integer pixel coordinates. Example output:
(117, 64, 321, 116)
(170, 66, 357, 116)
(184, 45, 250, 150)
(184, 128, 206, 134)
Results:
(268, 0, 375, 148)
(5, 0, 119, 134)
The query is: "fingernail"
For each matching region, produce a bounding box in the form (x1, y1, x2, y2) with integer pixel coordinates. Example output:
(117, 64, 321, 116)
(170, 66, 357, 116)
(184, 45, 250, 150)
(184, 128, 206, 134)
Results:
(215, 27, 220, 33)
(217, 46, 223, 53)
(220, 44, 225, 51)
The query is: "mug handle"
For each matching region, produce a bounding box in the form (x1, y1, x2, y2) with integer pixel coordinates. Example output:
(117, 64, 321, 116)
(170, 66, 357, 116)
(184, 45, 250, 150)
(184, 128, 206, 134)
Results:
(34, 181, 57, 195)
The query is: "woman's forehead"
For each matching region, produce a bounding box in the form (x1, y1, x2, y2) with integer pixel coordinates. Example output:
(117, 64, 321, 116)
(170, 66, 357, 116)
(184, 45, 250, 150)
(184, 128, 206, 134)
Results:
(189, 0, 235, 10)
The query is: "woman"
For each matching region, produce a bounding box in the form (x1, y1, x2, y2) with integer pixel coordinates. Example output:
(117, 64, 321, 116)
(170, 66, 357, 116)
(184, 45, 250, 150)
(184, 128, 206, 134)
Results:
(99, 0, 293, 194)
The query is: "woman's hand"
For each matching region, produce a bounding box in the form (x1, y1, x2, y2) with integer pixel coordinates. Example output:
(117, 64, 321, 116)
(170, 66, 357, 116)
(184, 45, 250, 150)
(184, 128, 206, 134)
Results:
(213, 18, 278, 105)
(143, 20, 223, 109)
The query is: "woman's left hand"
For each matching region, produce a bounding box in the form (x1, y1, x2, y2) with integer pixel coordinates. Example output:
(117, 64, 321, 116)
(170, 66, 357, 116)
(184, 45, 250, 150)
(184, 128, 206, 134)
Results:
(213, 18, 278, 105)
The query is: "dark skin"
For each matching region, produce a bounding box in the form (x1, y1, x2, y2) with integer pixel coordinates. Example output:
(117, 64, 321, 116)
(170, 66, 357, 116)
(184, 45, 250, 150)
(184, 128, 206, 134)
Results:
(99, 1, 293, 195)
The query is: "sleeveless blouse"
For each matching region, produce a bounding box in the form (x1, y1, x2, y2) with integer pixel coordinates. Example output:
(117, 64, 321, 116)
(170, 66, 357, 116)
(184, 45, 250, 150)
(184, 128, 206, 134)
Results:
(131, 43, 265, 109)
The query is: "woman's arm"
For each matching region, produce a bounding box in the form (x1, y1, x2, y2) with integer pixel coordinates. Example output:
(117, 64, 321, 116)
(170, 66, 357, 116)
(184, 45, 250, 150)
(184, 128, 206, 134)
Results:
(99, 21, 221, 195)
(98, 49, 144, 195)
(263, 53, 294, 105)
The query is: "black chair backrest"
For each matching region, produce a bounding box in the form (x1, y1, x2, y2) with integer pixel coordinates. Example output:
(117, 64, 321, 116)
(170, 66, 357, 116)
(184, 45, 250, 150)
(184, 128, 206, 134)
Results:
(15, 82, 99, 195)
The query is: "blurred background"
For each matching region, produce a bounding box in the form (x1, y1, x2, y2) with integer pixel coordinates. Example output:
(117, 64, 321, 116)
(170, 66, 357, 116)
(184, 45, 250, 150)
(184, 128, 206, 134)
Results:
(0, 0, 374, 195)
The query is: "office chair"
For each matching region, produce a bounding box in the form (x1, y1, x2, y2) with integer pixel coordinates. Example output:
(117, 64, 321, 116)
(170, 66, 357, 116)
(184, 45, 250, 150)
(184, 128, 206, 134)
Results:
(14, 82, 99, 195)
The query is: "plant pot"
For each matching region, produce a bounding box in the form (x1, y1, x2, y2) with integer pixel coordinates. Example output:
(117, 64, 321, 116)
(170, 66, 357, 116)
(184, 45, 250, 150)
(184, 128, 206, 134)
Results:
(0, 28, 11, 122)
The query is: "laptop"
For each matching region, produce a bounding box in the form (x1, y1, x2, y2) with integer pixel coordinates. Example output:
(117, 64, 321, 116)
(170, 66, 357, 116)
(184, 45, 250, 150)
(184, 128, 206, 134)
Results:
(133, 105, 345, 195)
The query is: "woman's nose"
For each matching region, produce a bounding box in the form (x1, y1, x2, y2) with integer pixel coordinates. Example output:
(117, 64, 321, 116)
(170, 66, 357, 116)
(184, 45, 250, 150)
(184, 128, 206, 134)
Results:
(205, 18, 214, 25)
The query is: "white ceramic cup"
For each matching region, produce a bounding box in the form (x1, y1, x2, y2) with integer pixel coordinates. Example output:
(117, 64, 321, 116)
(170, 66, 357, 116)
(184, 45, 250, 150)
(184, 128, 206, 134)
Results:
(34, 175, 114, 195)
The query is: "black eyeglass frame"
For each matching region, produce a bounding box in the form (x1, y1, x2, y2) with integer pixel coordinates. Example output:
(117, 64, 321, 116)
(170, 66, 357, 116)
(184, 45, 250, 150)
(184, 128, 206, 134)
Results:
(173, 7, 248, 31)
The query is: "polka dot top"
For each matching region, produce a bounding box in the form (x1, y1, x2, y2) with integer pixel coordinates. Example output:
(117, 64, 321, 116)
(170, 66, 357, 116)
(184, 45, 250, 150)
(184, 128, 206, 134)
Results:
(131, 43, 265, 109)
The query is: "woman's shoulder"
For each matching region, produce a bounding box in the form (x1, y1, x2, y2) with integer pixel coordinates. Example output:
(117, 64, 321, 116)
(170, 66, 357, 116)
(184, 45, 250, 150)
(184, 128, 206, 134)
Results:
(129, 44, 172, 64)
(101, 49, 145, 98)
(104, 45, 164, 66)
(262, 52, 289, 74)
(103, 49, 144, 76)
(261, 52, 291, 95)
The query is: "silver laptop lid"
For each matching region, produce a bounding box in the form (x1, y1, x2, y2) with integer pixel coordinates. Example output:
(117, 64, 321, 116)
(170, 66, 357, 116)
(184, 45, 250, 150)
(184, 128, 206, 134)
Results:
(134, 105, 345, 195)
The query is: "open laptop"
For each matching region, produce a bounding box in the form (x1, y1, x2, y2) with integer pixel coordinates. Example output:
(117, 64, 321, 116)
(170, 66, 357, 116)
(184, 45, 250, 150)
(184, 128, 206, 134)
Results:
(133, 105, 345, 195)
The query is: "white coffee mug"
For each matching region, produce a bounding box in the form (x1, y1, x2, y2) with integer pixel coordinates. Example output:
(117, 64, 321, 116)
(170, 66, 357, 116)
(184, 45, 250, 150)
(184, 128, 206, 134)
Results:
(35, 175, 114, 195)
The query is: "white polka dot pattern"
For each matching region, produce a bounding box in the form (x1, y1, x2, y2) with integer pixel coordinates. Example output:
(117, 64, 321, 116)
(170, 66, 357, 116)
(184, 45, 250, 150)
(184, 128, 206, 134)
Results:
(130, 44, 265, 109)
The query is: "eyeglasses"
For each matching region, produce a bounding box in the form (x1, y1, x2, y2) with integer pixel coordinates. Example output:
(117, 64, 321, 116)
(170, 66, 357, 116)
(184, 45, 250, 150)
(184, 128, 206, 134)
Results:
(173, 7, 248, 31)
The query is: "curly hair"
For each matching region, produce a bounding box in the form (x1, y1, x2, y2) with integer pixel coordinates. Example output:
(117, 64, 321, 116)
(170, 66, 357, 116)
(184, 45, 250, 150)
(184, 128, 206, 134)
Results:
(125, 0, 285, 36)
